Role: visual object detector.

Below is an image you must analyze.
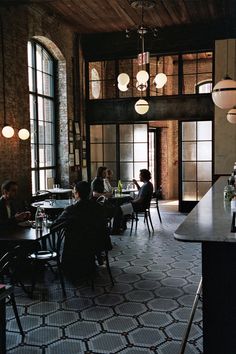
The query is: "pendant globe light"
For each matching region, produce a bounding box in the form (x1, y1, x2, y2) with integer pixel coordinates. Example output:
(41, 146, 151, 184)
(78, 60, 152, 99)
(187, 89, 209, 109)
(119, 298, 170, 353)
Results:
(117, 0, 167, 115)
(227, 106, 236, 123)
(212, 40, 236, 109)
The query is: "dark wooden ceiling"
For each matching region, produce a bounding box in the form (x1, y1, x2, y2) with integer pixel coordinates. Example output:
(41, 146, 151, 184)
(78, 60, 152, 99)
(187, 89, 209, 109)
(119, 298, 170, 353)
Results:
(2, 0, 236, 35)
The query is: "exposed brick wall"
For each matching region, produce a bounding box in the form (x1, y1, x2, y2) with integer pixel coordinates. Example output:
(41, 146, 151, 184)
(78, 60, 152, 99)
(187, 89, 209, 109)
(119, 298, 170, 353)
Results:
(0, 5, 78, 202)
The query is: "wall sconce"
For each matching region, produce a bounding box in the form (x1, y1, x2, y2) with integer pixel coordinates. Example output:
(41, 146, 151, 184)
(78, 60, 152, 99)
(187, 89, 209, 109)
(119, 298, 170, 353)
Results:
(0, 17, 29, 140)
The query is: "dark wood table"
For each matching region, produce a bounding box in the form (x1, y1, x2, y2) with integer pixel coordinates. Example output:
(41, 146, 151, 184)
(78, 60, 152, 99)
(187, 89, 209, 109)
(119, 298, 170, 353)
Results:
(0, 224, 51, 242)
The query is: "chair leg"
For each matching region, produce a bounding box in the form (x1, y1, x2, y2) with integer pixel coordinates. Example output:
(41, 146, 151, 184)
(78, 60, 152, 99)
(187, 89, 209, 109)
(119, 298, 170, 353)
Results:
(130, 213, 134, 235)
(148, 210, 154, 232)
(10, 294, 24, 337)
(156, 202, 162, 223)
(56, 259, 66, 297)
(105, 251, 114, 286)
(144, 211, 151, 234)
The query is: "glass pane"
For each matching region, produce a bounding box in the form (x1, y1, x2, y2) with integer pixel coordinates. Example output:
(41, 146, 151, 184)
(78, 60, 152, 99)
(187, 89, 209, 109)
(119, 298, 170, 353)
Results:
(197, 181, 211, 200)
(36, 44, 42, 71)
(38, 97, 43, 121)
(182, 122, 196, 141)
(31, 144, 36, 168)
(43, 73, 53, 97)
(164, 75, 178, 95)
(90, 125, 103, 143)
(182, 162, 196, 181)
(39, 145, 45, 167)
(182, 142, 196, 161)
(134, 124, 147, 142)
(29, 94, 36, 120)
(104, 143, 116, 161)
(103, 125, 116, 142)
(37, 71, 43, 94)
(30, 120, 37, 144)
(120, 125, 133, 142)
(183, 74, 197, 94)
(44, 99, 54, 123)
(42, 50, 53, 74)
(197, 141, 212, 160)
(134, 143, 147, 161)
(91, 162, 99, 179)
(38, 122, 45, 144)
(197, 162, 212, 181)
(120, 163, 133, 181)
(31, 171, 36, 194)
(197, 52, 213, 73)
(103, 80, 116, 99)
(39, 170, 46, 190)
(197, 121, 212, 140)
(182, 182, 197, 201)
(28, 67, 34, 92)
(27, 41, 33, 67)
(91, 143, 103, 161)
(183, 53, 197, 74)
(45, 122, 53, 144)
(120, 143, 133, 161)
(134, 163, 148, 181)
(90, 81, 102, 99)
(46, 145, 54, 166)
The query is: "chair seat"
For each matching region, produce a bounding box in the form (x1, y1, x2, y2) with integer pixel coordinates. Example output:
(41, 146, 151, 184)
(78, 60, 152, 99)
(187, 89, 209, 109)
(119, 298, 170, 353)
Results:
(28, 250, 57, 260)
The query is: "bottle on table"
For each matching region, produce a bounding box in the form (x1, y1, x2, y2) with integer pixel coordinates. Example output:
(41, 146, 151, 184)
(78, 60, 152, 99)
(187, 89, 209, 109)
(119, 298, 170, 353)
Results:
(35, 206, 44, 229)
(117, 180, 123, 195)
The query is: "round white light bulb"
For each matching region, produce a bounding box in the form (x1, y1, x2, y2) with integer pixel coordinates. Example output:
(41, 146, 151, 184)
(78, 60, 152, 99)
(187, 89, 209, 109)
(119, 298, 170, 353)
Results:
(154, 73, 167, 88)
(18, 128, 30, 140)
(134, 99, 149, 115)
(227, 107, 236, 123)
(2, 125, 14, 138)
(212, 77, 236, 109)
(136, 70, 149, 84)
(117, 73, 130, 86)
(118, 83, 128, 92)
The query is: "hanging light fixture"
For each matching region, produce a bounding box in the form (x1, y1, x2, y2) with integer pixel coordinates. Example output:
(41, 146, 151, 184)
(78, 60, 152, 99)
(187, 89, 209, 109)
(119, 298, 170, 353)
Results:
(117, 0, 167, 115)
(212, 39, 236, 109)
(227, 106, 236, 123)
(0, 17, 30, 140)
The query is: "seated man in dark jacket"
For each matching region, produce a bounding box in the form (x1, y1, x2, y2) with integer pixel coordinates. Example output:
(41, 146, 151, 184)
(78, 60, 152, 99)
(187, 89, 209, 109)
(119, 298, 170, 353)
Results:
(54, 181, 112, 281)
(0, 180, 31, 228)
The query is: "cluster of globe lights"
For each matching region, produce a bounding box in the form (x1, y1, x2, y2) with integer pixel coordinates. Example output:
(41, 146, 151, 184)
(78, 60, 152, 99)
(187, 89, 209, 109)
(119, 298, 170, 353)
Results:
(212, 75, 236, 124)
(117, 70, 167, 115)
(2, 126, 30, 140)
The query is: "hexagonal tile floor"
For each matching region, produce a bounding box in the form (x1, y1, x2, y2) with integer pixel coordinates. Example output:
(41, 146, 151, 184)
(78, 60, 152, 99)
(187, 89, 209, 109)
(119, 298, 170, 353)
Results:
(6, 205, 202, 353)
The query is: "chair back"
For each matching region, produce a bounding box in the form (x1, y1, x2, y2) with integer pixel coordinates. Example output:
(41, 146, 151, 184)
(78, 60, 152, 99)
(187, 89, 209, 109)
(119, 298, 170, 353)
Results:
(48, 222, 66, 255)
(0, 245, 28, 282)
(96, 195, 107, 206)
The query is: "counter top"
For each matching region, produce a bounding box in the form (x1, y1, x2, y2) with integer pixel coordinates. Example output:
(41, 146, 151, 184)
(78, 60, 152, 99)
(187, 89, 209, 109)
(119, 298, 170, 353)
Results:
(174, 177, 236, 243)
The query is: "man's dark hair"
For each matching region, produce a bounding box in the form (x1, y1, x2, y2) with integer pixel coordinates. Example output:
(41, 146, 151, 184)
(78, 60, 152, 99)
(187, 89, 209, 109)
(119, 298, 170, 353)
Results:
(96, 166, 107, 178)
(75, 181, 91, 200)
(1, 180, 17, 193)
(140, 169, 151, 181)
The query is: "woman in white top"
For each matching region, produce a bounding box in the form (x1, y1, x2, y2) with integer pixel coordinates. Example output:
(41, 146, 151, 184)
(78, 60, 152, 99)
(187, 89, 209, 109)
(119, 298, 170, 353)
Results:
(103, 169, 113, 193)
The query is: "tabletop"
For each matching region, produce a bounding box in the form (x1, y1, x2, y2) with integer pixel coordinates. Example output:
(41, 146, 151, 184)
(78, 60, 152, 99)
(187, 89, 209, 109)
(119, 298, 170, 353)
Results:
(31, 199, 73, 210)
(47, 188, 72, 194)
(174, 176, 236, 243)
(0, 224, 51, 242)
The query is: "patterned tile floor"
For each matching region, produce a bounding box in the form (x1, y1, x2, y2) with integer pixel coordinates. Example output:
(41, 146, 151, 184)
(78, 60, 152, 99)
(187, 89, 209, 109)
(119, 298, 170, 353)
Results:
(6, 202, 203, 354)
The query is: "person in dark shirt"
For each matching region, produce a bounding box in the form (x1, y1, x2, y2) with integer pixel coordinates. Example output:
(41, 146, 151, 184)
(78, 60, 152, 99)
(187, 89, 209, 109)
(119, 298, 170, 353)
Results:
(54, 181, 112, 281)
(0, 180, 31, 228)
(91, 166, 112, 198)
(132, 169, 154, 211)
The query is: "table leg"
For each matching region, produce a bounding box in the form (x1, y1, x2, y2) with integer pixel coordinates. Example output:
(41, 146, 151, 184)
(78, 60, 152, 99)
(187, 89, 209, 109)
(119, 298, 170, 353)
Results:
(202, 242, 236, 354)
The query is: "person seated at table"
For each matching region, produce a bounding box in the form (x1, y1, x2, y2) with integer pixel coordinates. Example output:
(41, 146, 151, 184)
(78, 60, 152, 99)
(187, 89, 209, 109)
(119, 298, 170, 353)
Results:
(0, 180, 31, 228)
(104, 169, 113, 193)
(91, 166, 112, 198)
(132, 169, 154, 211)
(54, 181, 112, 281)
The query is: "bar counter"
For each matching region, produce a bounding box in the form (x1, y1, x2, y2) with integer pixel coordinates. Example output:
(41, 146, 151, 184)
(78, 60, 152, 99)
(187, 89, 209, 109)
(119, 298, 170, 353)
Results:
(175, 176, 236, 354)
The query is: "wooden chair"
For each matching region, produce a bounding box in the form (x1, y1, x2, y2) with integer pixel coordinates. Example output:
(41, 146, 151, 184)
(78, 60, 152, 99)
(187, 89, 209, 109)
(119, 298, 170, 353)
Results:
(0, 246, 25, 337)
(129, 206, 154, 235)
(28, 222, 66, 297)
(151, 189, 162, 223)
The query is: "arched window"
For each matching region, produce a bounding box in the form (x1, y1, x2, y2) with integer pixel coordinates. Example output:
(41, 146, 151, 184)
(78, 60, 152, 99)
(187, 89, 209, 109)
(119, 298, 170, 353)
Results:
(28, 41, 56, 193)
(196, 80, 212, 94)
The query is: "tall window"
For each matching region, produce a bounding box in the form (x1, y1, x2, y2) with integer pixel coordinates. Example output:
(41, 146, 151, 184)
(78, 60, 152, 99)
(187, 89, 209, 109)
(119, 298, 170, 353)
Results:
(28, 41, 56, 194)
